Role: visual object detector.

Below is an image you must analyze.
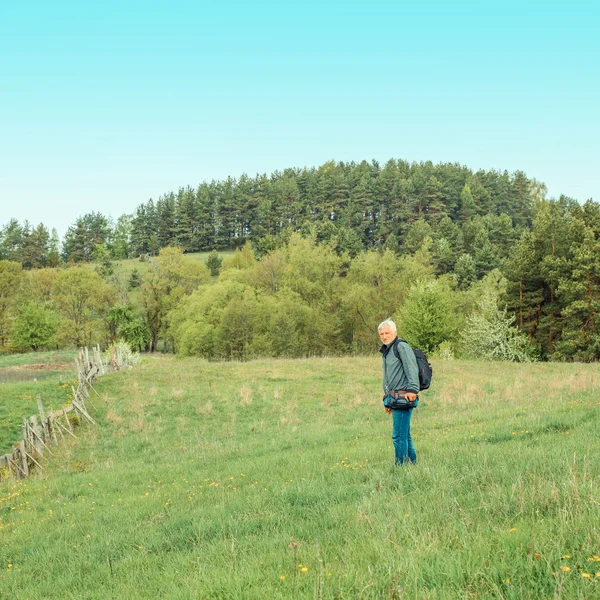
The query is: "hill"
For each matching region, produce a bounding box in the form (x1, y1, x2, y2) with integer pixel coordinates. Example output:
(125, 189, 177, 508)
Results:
(1, 356, 598, 598)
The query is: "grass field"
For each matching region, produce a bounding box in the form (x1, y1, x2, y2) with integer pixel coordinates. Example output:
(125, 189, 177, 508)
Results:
(1, 355, 599, 598)
(0, 351, 77, 450)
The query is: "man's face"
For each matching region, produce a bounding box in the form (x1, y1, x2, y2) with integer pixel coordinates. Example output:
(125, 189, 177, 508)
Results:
(379, 326, 396, 345)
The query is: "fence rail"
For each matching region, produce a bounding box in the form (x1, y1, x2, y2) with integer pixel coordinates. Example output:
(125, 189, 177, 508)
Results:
(0, 344, 132, 480)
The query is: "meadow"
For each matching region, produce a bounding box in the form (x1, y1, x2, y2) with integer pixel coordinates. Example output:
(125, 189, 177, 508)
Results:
(0, 351, 76, 450)
(0, 354, 599, 599)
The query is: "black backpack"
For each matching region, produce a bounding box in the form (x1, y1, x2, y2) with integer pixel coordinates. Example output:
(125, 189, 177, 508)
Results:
(393, 338, 432, 391)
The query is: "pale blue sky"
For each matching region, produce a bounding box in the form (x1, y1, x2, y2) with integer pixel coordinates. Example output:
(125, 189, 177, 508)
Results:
(1, 0, 598, 237)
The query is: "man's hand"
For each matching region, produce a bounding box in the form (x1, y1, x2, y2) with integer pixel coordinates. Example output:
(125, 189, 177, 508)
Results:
(385, 407, 392, 414)
(405, 392, 417, 402)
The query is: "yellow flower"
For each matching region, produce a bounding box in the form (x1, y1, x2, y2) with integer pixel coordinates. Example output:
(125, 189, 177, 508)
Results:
(582, 573, 591, 579)
(279, 575, 285, 580)
(301, 567, 308, 573)
(561, 554, 571, 559)
(559, 566, 570, 572)
(509, 528, 517, 532)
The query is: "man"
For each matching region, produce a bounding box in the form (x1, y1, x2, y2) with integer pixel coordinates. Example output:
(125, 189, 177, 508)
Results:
(378, 319, 419, 465)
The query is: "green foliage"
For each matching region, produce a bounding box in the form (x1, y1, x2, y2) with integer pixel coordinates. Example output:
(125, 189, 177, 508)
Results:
(106, 304, 150, 351)
(172, 272, 332, 360)
(62, 212, 112, 263)
(395, 278, 460, 354)
(459, 182, 477, 221)
(2, 159, 600, 362)
(92, 243, 114, 278)
(0, 260, 23, 347)
(111, 214, 132, 259)
(221, 241, 256, 271)
(205, 250, 223, 276)
(11, 301, 59, 351)
(453, 253, 477, 289)
(140, 247, 210, 352)
(128, 268, 141, 289)
(52, 267, 114, 347)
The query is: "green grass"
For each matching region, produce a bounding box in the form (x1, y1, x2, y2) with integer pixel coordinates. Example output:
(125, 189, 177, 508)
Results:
(1, 357, 599, 599)
(0, 351, 77, 451)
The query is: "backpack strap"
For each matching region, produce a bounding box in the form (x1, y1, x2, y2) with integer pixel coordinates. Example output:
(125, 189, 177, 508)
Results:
(392, 338, 405, 366)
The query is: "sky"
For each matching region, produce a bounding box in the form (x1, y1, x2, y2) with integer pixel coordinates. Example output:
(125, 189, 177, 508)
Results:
(1, 0, 598, 238)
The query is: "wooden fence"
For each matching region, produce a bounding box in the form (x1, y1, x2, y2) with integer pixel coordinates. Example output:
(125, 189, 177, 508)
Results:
(0, 344, 132, 480)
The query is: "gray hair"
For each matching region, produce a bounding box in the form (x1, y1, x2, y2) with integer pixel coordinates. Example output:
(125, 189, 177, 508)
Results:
(378, 319, 397, 333)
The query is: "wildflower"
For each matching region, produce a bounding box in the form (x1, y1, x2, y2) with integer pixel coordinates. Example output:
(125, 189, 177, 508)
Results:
(504, 578, 510, 583)
(301, 567, 308, 573)
(559, 566, 570, 572)
(280, 575, 285, 580)
(534, 553, 541, 559)
(509, 528, 517, 532)
(582, 573, 591, 579)
(561, 555, 571, 559)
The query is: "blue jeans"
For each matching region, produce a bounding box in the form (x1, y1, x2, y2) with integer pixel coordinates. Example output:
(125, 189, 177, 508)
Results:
(392, 408, 416, 465)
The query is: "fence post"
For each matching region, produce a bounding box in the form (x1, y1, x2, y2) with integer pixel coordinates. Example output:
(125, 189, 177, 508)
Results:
(31, 414, 44, 454)
(37, 395, 50, 443)
(18, 440, 29, 478)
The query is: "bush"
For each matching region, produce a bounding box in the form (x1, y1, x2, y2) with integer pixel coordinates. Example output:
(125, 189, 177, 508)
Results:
(459, 294, 538, 362)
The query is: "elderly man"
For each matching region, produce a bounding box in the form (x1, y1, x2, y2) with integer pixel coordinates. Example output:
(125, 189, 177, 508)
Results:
(378, 319, 419, 465)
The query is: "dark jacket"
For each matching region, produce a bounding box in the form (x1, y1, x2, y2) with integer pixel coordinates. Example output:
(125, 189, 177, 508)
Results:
(380, 337, 420, 395)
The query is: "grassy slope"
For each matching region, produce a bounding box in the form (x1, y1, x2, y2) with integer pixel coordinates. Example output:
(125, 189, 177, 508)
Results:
(113, 250, 234, 303)
(113, 250, 235, 279)
(1, 357, 599, 599)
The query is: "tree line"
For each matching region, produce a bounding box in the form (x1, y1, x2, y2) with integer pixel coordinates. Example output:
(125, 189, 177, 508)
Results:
(0, 158, 598, 361)
(1, 159, 540, 266)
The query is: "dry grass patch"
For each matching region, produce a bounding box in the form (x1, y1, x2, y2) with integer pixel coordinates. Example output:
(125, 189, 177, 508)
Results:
(197, 401, 213, 414)
(105, 409, 123, 424)
(239, 385, 253, 405)
(130, 419, 145, 432)
(439, 380, 486, 406)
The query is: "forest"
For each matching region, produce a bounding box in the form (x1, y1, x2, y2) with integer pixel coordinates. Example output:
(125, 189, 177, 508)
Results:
(1, 158, 598, 361)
